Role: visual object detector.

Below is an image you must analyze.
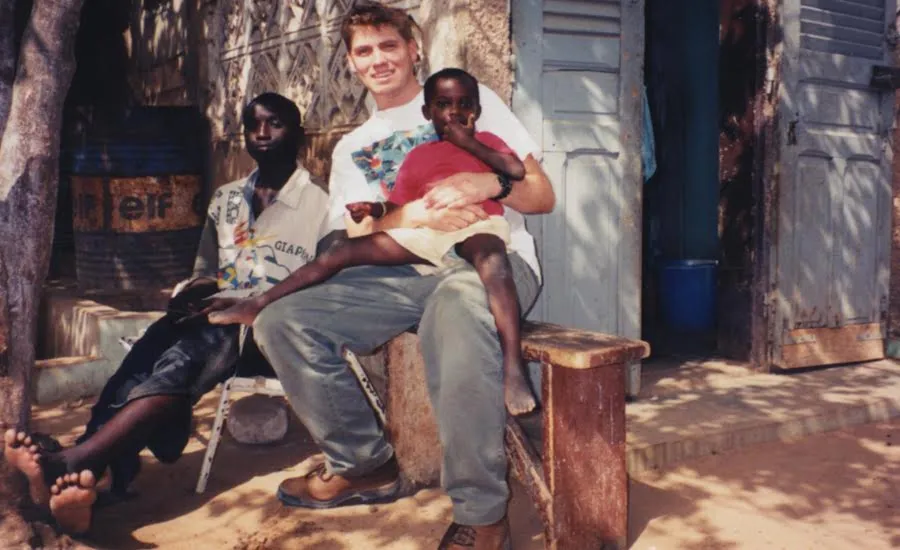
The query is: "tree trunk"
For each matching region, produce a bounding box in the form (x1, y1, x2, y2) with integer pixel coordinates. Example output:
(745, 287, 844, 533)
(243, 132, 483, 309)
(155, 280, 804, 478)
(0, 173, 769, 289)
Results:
(0, 0, 15, 131)
(0, 0, 85, 546)
(0, 0, 84, 430)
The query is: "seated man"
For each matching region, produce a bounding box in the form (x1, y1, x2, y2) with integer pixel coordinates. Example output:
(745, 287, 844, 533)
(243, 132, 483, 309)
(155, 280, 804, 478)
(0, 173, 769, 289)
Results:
(207, 68, 537, 416)
(241, 4, 554, 550)
(2, 92, 329, 534)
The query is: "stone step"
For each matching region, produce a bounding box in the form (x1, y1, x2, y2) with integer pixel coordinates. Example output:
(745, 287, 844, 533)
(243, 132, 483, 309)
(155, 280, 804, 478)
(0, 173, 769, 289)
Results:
(34, 355, 110, 405)
(626, 359, 900, 473)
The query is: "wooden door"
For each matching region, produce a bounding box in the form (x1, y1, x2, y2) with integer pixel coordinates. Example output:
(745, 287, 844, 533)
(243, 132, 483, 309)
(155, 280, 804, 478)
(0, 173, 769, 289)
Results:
(773, 0, 896, 368)
(512, 0, 645, 390)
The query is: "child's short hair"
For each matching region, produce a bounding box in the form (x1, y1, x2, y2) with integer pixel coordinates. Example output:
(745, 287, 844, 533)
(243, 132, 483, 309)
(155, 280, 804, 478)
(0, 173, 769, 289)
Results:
(340, 2, 418, 50)
(424, 68, 480, 105)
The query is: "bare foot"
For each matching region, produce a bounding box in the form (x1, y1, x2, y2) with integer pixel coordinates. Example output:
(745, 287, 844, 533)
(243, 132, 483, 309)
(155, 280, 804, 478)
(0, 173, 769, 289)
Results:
(49, 470, 97, 535)
(3, 429, 50, 505)
(504, 365, 537, 416)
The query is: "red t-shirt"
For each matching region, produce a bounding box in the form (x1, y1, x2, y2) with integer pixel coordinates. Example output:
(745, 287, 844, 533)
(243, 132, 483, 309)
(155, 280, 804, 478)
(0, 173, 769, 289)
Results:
(389, 131, 517, 216)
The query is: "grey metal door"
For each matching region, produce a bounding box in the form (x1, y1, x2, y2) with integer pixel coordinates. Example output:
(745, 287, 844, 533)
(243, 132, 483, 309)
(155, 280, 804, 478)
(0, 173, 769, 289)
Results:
(512, 0, 644, 389)
(773, 0, 896, 368)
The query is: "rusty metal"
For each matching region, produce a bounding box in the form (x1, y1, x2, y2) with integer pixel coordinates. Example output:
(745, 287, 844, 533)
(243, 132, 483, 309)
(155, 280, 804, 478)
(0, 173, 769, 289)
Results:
(72, 175, 202, 233)
(70, 145, 205, 290)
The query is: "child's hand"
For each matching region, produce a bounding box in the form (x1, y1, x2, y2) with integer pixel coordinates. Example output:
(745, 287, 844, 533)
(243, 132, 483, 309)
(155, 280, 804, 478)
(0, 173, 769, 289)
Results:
(345, 201, 385, 223)
(441, 114, 476, 149)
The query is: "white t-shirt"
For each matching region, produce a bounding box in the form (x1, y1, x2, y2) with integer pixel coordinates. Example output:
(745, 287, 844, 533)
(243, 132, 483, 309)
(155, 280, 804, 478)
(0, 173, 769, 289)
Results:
(328, 84, 543, 281)
(199, 167, 330, 297)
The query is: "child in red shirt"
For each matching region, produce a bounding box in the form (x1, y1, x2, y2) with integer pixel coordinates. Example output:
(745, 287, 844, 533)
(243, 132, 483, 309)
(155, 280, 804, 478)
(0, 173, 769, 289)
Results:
(209, 68, 536, 415)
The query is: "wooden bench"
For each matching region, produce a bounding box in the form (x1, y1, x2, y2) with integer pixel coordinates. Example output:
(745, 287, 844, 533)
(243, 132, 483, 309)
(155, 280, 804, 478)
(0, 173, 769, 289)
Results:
(379, 321, 649, 550)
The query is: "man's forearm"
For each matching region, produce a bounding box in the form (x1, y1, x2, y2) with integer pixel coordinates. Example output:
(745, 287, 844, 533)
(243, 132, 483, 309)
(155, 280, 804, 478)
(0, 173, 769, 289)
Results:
(500, 155, 555, 214)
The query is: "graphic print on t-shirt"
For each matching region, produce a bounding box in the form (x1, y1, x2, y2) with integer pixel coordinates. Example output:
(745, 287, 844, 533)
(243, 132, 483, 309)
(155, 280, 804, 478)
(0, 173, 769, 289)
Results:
(350, 123, 438, 199)
(218, 220, 297, 289)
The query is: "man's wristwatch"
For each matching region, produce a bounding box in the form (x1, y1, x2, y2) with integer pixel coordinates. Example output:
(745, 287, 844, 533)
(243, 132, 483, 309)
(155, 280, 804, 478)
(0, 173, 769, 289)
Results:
(492, 173, 513, 201)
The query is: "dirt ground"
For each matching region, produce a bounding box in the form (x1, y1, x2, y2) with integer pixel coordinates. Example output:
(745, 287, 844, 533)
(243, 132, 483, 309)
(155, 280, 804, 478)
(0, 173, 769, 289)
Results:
(21, 394, 899, 550)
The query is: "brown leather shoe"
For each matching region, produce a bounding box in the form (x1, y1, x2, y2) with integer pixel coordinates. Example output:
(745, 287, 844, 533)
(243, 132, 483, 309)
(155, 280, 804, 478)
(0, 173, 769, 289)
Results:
(276, 456, 400, 509)
(437, 519, 511, 550)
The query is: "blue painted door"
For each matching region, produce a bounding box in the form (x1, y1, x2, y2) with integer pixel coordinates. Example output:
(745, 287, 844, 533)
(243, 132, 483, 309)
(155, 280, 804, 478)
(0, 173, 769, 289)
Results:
(773, 0, 896, 368)
(512, 0, 645, 390)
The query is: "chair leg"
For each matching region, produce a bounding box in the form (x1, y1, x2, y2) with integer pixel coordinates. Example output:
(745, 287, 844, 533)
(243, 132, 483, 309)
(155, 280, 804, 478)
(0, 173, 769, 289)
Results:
(195, 378, 234, 494)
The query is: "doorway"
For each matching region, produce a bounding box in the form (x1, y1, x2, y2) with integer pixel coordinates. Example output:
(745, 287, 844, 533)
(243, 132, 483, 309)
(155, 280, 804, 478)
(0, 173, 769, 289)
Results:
(642, 0, 767, 362)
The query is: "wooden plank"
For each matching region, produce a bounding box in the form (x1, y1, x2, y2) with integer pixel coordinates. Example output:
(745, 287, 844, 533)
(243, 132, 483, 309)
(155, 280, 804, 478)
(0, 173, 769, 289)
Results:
(505, 418, 553, 533)
(543, 359, 628, 549)
(801, 0, 884, 21)
(798, 84, 878, 128)
(542, 71, 619, 116)
(544, 0, 620, 19)
(541, 119, 621, 152)
(835, 160, 880, 323)
(617, 0, 644, 343)
(561, 154, 620, 334)
(800, 6, 883, 33)
(522, 321, 649, 369)
(800, 20, 883, 49)
(789, 155, 833, 328)
(780, 323, 884, 368)
(511, 0, 545, 322)
(543, 34, 620, 69)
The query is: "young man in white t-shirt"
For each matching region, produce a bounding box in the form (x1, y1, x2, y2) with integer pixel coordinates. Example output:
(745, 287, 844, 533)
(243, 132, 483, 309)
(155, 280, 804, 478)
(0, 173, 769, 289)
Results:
(250, 4, 554, 548)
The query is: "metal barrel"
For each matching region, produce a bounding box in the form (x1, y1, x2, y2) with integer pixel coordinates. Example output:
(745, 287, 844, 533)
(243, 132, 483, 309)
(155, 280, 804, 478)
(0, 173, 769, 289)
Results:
(69, 109, 206, 290)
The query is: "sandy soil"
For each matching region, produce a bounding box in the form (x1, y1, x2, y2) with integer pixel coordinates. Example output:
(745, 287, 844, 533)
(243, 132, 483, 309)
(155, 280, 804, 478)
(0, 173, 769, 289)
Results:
(21, 394, 899, 550)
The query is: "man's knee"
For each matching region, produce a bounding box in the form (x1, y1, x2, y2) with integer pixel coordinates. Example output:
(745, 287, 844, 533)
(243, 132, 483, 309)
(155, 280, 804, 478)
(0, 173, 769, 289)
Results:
(252, 297, 294, 347)
(252, 294, 330, 365)
(427, 271, 495, 328)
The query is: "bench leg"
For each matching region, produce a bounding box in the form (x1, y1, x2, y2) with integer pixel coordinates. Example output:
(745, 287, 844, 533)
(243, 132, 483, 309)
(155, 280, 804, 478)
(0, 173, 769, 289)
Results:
(542, 362, 628, 550)
(195, 378, 234, 494)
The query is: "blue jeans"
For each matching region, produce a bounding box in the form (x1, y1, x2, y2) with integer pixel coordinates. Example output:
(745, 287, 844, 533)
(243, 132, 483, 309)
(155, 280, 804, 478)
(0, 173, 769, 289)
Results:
(252, 254, 539, 525)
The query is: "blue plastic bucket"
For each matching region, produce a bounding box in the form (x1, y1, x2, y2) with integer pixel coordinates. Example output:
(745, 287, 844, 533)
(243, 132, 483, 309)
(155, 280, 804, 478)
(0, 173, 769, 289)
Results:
(658, 259, 717, 331)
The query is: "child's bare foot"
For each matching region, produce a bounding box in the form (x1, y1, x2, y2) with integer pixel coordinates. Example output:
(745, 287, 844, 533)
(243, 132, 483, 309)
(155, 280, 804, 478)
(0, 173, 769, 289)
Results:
(3, 429, 51, 505)
(49, 470, 97, 535)
(504, 364, 537, 416)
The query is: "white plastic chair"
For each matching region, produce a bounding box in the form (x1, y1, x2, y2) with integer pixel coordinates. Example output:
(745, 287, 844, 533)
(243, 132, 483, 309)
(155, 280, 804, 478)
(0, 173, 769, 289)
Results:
(193, 338, 386, 493)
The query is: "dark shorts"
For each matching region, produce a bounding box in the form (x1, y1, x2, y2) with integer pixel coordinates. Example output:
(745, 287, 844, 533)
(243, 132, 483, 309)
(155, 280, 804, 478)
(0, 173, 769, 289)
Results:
(112, 318, 241, 407)
(78, 315, 241, 492)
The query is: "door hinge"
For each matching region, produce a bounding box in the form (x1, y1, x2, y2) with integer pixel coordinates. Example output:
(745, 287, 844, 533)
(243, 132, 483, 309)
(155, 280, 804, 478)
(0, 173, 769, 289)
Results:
(787, 115, 799, 146)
